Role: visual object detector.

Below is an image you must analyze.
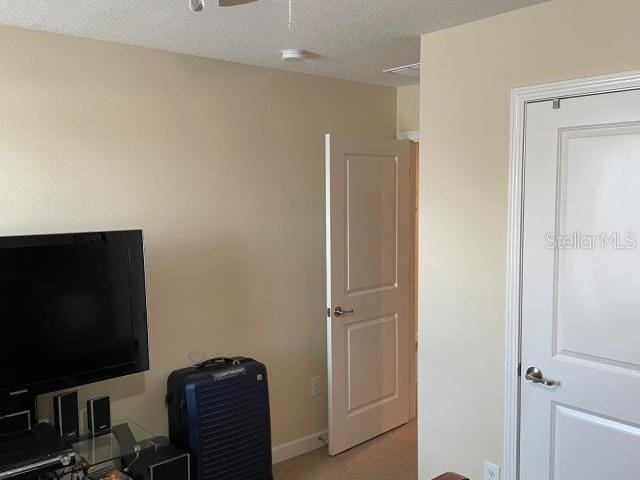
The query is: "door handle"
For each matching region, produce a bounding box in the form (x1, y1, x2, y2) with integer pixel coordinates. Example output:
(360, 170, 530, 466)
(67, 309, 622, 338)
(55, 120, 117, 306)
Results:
(333, 306, 354, 317)
(525, 367, 557, 386)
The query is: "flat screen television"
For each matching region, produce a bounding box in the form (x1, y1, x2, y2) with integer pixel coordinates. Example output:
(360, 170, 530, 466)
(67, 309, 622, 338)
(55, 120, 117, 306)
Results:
(0, 230, 149, 406)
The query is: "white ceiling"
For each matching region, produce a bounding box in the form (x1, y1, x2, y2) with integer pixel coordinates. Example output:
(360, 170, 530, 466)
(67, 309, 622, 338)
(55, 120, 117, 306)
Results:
(0, 0, 544, 87)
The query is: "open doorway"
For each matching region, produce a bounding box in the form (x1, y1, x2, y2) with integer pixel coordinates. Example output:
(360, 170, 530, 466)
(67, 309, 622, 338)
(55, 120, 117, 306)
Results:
(273, 82, 420, 477)
(273, 133, 419, 479)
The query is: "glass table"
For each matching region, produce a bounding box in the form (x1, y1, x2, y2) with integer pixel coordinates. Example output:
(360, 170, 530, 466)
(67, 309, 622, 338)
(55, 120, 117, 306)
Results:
(49, 418, 157, 479)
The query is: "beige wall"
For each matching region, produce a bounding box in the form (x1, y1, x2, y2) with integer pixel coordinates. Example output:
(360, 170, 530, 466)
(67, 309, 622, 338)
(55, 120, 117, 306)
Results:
(418, 0, 640, 478)
(0, 25, 396, 447)
(397, 84, 420, 133)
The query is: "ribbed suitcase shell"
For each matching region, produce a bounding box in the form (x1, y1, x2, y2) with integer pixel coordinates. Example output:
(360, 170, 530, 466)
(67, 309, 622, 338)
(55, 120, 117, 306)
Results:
(167, 357, 273, 480)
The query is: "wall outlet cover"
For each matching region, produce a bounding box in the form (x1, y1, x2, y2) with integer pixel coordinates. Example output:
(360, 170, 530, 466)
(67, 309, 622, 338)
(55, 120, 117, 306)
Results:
(484, 462, 500, 480)
(311, 376, 322, 397)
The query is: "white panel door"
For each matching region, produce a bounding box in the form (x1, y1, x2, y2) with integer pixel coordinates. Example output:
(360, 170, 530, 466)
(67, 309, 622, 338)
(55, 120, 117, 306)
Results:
(325, 134, 410, 455)
(520, 90, 640, 479)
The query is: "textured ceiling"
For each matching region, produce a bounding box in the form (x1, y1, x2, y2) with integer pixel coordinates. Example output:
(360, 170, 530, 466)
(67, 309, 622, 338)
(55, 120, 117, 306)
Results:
(0, 0, 544, 86)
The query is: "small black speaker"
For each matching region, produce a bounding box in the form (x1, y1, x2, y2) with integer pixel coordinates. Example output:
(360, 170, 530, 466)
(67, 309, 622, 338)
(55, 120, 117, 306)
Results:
(53, 391, 79, 442)
(1, 389, 36, 436)
(149, 452, 190, 480)
(0, 410, 31, 436)
(87, 395, 111, 436)
(124, 438, 190, 480)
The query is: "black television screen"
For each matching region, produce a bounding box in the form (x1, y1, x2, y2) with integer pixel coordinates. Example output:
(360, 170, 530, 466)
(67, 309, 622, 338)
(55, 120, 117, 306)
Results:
(0, 230, 149, 395)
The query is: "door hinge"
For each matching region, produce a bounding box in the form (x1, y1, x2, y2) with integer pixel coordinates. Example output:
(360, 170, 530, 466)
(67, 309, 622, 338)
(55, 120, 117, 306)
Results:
(552, 98, 561, 109)
(517, 362, 522, 377)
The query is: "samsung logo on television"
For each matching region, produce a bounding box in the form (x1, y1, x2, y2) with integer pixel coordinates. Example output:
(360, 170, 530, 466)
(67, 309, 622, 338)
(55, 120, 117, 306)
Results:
(10, 389, 29, 396)
(213, 368, 246, 380)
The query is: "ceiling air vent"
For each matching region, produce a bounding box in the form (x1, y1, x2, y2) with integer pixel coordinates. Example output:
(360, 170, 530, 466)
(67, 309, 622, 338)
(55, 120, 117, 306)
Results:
(383, 63, 420, 78)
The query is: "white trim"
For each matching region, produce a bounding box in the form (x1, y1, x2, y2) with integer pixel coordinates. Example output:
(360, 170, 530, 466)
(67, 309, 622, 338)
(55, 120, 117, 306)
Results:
(505, 68, 640, 480)
(272, 429, 328, 465)
(383, 63, 421, 74)
(324, 133, 335, 453)
(504, 85, 525, 480)
(397, 131, 420, 142)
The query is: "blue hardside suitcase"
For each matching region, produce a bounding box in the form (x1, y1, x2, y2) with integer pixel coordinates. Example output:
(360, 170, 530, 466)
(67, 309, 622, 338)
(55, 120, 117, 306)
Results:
(166, 357, 273, 480)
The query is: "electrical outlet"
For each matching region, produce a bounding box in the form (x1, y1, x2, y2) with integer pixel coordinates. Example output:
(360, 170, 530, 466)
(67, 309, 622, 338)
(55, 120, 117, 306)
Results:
(484, 462, 500, 480)
(311, 376, 322, 397)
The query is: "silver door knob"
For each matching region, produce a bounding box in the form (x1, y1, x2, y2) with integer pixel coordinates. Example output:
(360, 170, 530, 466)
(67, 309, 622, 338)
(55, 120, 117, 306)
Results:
(334, 306, 354, 317)
(525, 367, 557, 386)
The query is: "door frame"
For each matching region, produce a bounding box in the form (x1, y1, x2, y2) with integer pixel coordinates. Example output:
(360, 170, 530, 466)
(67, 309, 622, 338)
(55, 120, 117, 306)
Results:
(409, 140, 419, 421)
(504, 69, 640, 480)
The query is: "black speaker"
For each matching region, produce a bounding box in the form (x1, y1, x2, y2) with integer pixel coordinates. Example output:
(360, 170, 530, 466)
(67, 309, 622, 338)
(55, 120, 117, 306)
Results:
(0, 389, 36, 436)
(87, 396, 111, 436)
(0, 410, 31, 436)
(53, 391, 79, 442)
(148, 452, 190, 480)
(124, 439, 190, 480)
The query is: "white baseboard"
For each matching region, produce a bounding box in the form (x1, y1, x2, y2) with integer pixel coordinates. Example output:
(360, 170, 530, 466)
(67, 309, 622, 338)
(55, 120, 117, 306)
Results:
(272, 429, 328, 465)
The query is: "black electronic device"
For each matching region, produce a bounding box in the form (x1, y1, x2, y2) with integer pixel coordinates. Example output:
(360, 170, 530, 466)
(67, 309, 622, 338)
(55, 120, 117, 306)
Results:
(53, 391, 79, 442)
(0, 391, 36, 438)
(87, 395, 111, 437)
(0, 410, 31, 438)
(0, 422, 76, 479)
(0, 230, 149, 428)
(123, 437, 190, 480)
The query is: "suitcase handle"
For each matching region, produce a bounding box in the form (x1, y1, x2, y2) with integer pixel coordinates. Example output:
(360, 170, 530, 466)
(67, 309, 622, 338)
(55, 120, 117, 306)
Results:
(195, 357, 244, 369)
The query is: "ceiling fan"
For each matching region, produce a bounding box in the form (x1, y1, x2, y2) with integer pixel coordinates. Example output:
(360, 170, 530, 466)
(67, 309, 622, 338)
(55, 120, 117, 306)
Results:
(189, 0, 258, 11)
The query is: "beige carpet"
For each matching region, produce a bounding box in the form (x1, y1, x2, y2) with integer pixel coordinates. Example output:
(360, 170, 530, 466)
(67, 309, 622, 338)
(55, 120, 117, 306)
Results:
(273, 421, 417, 480)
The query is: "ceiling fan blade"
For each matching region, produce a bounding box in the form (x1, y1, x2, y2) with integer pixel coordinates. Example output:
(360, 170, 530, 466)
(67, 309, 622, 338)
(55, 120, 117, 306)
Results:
(218, 0, 258, 6)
